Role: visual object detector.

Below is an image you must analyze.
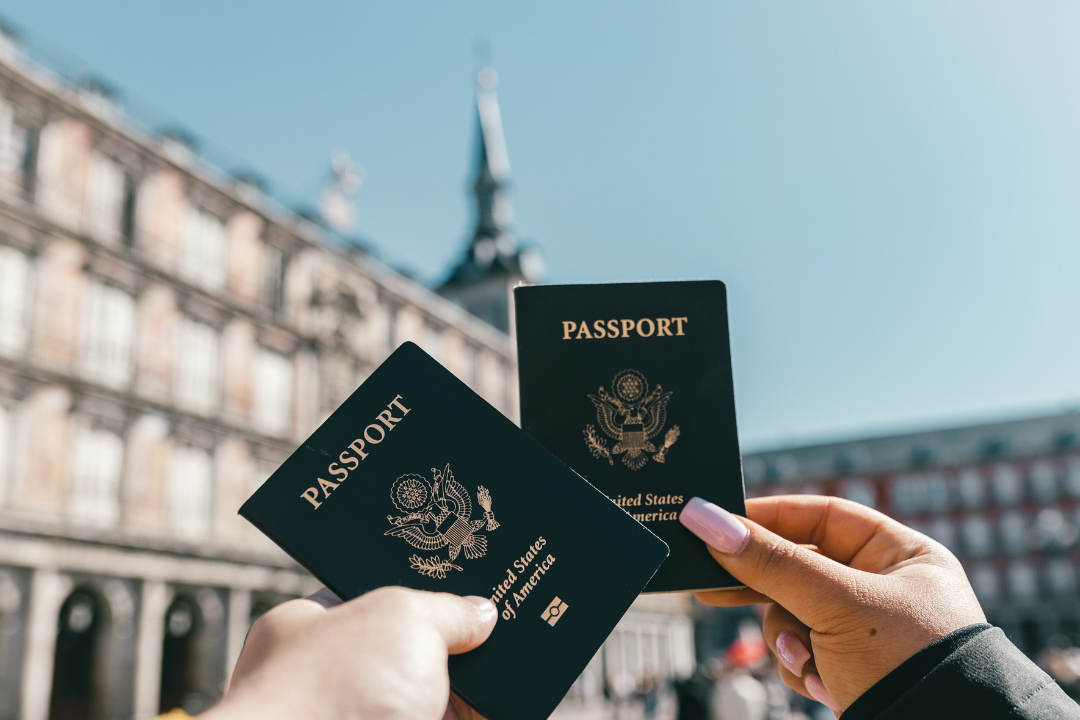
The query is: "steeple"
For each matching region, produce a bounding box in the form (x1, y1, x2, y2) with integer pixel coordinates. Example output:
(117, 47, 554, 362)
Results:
(471, 66, 514, 253)
(438, 67, 543, 333)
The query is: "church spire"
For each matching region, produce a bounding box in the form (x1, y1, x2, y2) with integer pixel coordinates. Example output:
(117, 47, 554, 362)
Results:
(438, 66, 544, 333)
(470, 66, 515, 258)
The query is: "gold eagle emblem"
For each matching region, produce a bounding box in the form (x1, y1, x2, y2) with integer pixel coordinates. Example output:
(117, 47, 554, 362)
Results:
(385, 464, 499, 579)
(584, 370, 680, 471)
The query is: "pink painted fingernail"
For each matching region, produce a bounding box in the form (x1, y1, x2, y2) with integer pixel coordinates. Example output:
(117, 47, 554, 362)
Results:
(776, 631, 811, 677)
(679, 497, 750, 554)
(804, 672, 839, 713)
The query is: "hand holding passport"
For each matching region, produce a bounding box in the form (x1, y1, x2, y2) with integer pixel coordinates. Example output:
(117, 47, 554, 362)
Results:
(239, 280, 746, 720)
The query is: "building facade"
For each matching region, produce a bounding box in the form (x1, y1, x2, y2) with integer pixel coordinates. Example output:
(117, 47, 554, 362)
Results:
(0, 26, 696, 720)
(0, 36, 519, 720)
(742, 410, 1080, 659)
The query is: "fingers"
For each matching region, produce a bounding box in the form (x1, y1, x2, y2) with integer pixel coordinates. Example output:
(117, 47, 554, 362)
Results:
(412, 592, 499, 655)
(761, 603, 840, 713)
(680, 498, 870, 627)
(744, 495, 930, 573)
(762, 603, 812, 677)
(694, 588, 772, 607)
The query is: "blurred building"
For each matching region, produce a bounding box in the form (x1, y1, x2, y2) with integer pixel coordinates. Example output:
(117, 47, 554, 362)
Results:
(0, 24, 694, 720)
(742, 410, 1080, 659)
(0, 31, 519, 720)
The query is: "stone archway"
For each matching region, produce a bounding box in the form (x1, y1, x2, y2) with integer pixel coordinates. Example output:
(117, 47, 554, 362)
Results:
(158, 595, 201, 714)
(48, 589, 106, 720)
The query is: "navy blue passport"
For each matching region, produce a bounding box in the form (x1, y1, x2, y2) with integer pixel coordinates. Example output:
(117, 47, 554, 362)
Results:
(239, 342, 669, 720)
(514, 281, 746, 593)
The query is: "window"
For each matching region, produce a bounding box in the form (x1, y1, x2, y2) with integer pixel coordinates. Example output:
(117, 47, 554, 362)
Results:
(68, 424, 123, 525)
(1044, 558, 1076, 597)
(1032, 508, 1075, 551)
(968, 564, 999, 603)
(1065, 458, 1080, 499)
(1007, 561, 1039, 601)
(890, 475, 927, 515)
(174, 319, 219, 414)
(0, 97, 31, 197)
(962, 516, 994, 558)
(85, 154, 125, 244)
(259, 244, 284, 313)
(252, 351, 293, 438)
(79, 281, 135, 389)
(0, 245, 30, 357)
(998, 512, 1029, 555)
(991, 464, 1023, 507)
(924, 473, 950, 513)
(167, 445, 212, 538)
(121, 174, 137, 245)
(180, 208, 226, 291)
(0, 404, 9, 506)
(957, 468, 987, 510)
(1029, 461, 1059, 504)
(840, 480, 875, 509)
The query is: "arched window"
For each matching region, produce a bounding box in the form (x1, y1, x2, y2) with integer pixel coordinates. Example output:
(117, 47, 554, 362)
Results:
(49, 590, 105, 720)
(159, 596, 201, 714)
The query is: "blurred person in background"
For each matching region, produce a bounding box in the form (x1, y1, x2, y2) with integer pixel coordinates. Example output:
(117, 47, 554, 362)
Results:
(710, 627, 768, 720)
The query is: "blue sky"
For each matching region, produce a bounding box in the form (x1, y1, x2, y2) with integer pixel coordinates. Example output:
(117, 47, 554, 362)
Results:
(5, 1, 1079, 449)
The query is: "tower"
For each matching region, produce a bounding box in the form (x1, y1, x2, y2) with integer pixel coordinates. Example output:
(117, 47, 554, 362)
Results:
(438, 67, 543, 333)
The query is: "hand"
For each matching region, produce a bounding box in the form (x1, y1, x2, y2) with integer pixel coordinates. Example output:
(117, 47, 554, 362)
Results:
(679, 495, 985, 715)
(202, 586, 497, 720)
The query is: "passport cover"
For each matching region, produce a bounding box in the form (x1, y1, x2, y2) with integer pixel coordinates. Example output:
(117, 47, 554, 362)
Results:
(239, 342, 669, 720)
(514, 280, 746, 593)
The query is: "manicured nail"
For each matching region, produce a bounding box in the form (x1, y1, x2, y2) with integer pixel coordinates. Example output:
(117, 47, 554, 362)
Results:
(804, 672, 839, 713)
(463, 595, 496, 614)
(776, 631, 811, 677)
(679, 497, 750, 554)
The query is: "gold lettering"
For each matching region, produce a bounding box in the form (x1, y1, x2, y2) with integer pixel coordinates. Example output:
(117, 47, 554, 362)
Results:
(339, 451, 359, 471)
(377, 409, 402, 431)
(673, 317, 688, 335)
(349, 439, 369, 460)
(364, 423, 386, 444)
(607, 319, 619, 337)
(301, 488, 322, 509)
(575, 322, 593, 339)
(328, 462, 348, 481)
(592, 319, 608, 338)
(636, 318, 655, 337)
(657, 318, 672, 336)
(317, 477, 340, 498)
(388, 395, 411, 416)
(561, 321, 577, 339)
(620, 319, 634, 338)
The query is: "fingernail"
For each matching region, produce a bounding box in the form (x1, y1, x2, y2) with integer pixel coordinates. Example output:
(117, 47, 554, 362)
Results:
(679, 497, 749, 554)
(776, 631, 811, 677)
(463, 595, 496, 614)
(804, 672, 839, 713)
(304, 587, 343, 609)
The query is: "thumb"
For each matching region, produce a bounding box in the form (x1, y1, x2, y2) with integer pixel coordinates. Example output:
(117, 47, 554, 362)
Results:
(419, 593, 499, 655)
(680, 498, 864, 627)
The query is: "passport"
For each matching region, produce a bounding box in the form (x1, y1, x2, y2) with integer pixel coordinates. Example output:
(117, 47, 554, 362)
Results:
(239, 342, 669, 720)
(514, 280, 746, 593)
